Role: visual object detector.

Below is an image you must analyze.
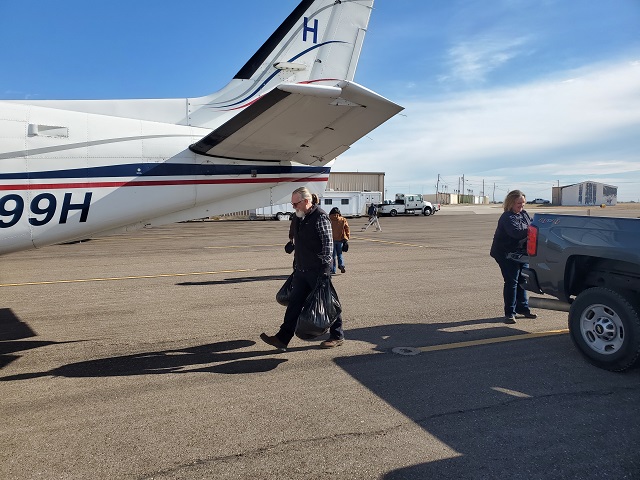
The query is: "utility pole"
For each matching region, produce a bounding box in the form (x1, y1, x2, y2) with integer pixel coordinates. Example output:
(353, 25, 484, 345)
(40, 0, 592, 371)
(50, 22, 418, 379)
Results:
(462, 174, 465, 204)
(436, 174, 440, 204)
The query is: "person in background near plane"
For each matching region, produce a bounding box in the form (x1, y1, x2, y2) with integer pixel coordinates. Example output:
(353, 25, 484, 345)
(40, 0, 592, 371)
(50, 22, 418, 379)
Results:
(329, 207, 350, 274)
(490, 189, 538, 324)
(263, 187, 345, 350)
(362, 202, 382, 232)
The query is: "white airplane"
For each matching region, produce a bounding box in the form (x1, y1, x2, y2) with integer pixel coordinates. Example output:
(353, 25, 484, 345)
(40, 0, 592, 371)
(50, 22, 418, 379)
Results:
(0, 0, 403, 256)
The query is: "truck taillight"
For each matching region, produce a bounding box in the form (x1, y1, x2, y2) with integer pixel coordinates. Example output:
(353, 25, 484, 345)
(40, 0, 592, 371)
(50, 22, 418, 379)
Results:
(527, 225, 538, 256)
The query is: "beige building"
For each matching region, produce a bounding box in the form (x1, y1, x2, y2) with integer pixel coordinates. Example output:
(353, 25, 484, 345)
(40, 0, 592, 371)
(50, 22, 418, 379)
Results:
(424, 193, 489, 205)
(327, 171, 385, 194)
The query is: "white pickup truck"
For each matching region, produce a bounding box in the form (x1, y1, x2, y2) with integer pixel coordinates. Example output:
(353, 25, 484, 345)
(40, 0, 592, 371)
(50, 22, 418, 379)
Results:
(377, 193, 436, 216)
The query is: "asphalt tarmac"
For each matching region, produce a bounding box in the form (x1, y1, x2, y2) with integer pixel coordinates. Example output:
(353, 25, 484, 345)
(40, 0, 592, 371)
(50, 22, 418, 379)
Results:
(1, 205, 639, 479)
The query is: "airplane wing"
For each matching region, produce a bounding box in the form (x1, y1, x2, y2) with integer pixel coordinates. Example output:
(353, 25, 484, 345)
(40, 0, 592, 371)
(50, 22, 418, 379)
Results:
(189, 81, 403, 165)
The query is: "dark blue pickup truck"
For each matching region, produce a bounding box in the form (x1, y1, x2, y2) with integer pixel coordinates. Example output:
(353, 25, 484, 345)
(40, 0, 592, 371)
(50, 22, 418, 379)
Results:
(517, 213, 640, 371)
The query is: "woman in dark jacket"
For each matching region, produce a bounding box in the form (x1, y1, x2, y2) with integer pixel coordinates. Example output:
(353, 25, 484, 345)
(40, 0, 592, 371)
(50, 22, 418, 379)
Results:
(490, 190, 537, 324)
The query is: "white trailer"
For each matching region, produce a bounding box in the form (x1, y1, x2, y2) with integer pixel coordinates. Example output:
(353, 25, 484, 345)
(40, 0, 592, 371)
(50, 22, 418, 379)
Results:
(253, 191, 382, 220)
(253, 203, 295, 220)
(319, 191, 382, 217)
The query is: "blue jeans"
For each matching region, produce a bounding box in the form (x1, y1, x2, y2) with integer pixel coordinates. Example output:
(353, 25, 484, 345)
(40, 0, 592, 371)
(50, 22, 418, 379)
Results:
(332, 240, 345, 273)
(494, 255, 530, 317)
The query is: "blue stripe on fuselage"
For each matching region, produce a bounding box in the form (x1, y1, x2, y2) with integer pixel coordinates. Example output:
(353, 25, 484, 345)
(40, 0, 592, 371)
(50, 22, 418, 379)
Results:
(0, 164, 330, 181)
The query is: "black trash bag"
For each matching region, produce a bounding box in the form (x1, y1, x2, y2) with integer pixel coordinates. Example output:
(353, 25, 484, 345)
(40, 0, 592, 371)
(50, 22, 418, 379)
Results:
(295, 277, 342, 340)
(342, 240, 349, 252)
(276, 273, 294, 306)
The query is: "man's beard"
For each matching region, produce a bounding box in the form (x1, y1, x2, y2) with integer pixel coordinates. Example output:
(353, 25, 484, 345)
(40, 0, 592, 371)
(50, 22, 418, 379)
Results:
(295, 210, 304, 218)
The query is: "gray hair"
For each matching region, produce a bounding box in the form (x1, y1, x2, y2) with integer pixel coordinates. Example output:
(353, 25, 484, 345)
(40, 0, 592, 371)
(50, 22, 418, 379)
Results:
(292, 187, 312, 201)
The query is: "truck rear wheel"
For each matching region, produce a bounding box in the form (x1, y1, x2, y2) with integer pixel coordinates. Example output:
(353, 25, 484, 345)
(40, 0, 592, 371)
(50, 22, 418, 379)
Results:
(390, 209, 397, 217)
(568, 287, 640, 371)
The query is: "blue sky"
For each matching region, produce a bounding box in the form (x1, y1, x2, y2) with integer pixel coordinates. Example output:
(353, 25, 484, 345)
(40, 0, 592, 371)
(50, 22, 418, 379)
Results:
(1, 0, 639, 201)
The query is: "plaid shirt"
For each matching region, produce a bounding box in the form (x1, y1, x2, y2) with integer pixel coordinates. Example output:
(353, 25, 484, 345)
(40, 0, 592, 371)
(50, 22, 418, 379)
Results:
(315, 213, 333, 268)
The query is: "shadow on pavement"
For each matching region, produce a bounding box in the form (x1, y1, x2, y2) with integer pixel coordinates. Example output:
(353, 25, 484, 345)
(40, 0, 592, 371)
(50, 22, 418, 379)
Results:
(4, 313, 639, 477)
(0, 308, 64, 369)
(177, 274, 290, 286)
(0, 339, 325, 381)
(337, 321, 640, 479)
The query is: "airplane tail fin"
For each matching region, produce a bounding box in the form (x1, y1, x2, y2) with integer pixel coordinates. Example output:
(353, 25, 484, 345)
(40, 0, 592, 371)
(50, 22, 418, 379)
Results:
(189, 0, 375, 127)
(235, 0, 372, 83)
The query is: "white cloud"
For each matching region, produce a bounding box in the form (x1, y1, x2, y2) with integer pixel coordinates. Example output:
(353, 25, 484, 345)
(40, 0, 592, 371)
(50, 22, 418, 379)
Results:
(336, 60, 640, 201)
(444, 35, 532, 83)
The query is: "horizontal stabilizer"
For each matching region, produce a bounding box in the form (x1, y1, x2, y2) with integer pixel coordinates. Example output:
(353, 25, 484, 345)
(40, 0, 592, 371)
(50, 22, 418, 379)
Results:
(190, 81, 403, 165)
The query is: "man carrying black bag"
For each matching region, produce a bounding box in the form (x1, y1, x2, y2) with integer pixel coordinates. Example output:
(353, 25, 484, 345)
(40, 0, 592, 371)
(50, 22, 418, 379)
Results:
(261, 187, 344, 351)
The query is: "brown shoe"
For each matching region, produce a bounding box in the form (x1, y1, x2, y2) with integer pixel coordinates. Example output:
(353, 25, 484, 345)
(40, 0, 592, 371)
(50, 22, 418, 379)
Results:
(339, 265, 346, 273)
(260, 333, 287, 351)
(320, 338, 344, 348)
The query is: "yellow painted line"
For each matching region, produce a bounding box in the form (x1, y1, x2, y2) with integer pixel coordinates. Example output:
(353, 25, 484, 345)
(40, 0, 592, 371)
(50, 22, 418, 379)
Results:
(0, 269, 256, 287)
(98, 235, 195, 241)
(204, 239, 430, 249)
(418, 329, 570, 352)
(491, 387, 532, 398)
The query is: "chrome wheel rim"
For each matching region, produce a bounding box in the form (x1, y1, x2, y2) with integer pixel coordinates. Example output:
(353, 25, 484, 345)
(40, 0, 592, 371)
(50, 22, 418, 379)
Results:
(580, 303, 625, 355)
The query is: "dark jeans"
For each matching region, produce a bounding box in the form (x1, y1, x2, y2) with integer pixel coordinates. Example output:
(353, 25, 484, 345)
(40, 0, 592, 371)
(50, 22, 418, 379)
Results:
(493, 255, 530, 317)
(276, 269, 344, 345)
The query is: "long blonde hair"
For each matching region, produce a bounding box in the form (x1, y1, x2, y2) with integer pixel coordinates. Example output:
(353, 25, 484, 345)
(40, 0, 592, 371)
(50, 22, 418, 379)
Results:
(503, 190, 526, 212)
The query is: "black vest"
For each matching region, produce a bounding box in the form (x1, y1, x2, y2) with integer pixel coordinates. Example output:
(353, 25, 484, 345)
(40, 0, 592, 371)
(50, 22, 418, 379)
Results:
(292, 205, 327, 272)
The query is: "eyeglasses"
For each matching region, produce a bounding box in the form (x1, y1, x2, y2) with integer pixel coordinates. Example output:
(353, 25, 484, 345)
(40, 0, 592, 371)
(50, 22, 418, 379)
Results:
(291, 199, 305, 208)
